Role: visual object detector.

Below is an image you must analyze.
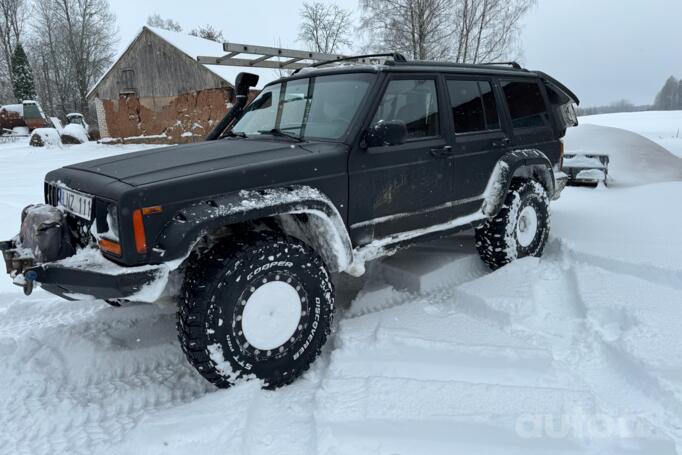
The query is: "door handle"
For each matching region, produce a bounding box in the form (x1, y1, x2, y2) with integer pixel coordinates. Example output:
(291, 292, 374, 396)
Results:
(492, 138, 511, 148)
(430, 146, 453, 157)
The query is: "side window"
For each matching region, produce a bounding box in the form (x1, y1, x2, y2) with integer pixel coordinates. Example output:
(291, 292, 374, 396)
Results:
(501, 80, 550, 129)
(371, 79, 440, 140)
(446, 80, 500, 134)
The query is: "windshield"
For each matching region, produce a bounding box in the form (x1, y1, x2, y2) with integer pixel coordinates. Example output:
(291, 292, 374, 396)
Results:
(232, 73, 375, 141)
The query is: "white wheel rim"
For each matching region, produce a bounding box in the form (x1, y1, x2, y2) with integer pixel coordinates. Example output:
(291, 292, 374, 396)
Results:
(241, 281, 302, 351)
(516, 205, 539, 248)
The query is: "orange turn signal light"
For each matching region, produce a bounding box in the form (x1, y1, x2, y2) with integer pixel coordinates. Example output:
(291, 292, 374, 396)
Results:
(99, 239, 122, 256)
(142, 205, 163, 216)
(132, 209, 147, 254)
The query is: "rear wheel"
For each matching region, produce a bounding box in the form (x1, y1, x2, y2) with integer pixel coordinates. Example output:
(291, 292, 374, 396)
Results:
(178, 232, 335, 389)
(475, 180, 550, 270)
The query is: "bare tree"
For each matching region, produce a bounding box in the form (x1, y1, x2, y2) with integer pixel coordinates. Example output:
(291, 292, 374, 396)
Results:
(30, 0, 118, 118)
(360, 0, 453, 60)
(147, 14, 182, 32)
(0, 0, 28, 102)
(298, 1, 352, 54)
(452, 0, 536, 64)
(189, 24, 224, 43)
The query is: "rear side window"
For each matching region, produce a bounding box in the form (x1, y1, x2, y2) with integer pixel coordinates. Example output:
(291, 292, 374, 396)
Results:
(371, 79, 440, 139)
(446, 80, 500, 133)
(501, 80, 550, 129)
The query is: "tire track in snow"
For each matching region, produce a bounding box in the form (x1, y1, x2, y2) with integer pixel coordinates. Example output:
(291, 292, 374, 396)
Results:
(563, 243, 682, 292)
(0, 300, 213, 455)
(512, 246, 682, 448)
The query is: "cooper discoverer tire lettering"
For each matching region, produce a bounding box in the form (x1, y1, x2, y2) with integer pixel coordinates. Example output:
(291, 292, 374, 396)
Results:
(177, 232, 334, 389)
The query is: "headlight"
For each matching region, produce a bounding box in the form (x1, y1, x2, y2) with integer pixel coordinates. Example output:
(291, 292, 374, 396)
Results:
(106, 205, 119, 241)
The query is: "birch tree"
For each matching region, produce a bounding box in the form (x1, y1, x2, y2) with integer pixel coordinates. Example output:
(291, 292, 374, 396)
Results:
(452, 0, 536, 64)
(0, 0, 27, 102)
(30, 0, 117, 118)
(360, 0, 453, 60)
(298, 1, 352, 54)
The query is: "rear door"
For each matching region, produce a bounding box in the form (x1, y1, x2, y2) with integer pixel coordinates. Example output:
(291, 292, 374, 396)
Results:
(348, 74, 456, 246)
(445, 77, 510, 211)
(498, 78, 560, 163)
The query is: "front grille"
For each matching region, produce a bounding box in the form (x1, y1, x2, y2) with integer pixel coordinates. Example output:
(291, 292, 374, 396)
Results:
(45, 181, 94, 248)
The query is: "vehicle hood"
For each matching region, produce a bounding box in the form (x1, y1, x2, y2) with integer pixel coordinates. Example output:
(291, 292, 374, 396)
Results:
(66, 139, 328, 187)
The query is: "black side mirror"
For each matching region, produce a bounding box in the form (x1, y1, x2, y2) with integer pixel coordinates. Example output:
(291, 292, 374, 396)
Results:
(365, 120, 408, 147)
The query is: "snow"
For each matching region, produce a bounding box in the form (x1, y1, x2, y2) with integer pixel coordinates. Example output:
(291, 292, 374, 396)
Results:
(1, 103, 23, 115)
(565, 123, 682, 187)
(145, 27, 281, 90)
(29, 128, 62, 148)
(562, 154, 607, 169)
(0, 114, 681, 454)
(581, 110, 682, 158)
(62, 124, 89, 143)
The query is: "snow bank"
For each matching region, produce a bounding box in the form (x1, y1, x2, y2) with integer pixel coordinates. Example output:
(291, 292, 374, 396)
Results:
(580, 110, 682, 158)
(565, 123, 682, 186)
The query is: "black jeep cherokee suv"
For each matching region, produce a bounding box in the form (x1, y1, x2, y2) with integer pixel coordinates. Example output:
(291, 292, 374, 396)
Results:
(1, 57, 578, 388)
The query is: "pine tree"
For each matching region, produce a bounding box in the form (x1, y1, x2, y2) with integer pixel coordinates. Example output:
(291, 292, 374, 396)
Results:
(11, 43, 36, 102)
(653, 76, 679, 111)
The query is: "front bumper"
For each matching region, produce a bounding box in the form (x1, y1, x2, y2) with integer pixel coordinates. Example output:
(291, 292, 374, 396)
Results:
(1, 239, 167, 301)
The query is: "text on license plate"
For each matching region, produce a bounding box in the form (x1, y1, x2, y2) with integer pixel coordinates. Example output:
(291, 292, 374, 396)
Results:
(58, 187, 93, 220)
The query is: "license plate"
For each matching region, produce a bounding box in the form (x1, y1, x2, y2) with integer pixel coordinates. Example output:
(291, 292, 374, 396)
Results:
(58, 187, 93, 220)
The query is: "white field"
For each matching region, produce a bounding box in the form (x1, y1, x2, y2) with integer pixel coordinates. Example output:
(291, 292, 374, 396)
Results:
(0, 113, 682, 455)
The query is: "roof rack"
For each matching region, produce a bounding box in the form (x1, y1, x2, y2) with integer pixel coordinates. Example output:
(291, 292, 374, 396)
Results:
(197, 42, 347, 70)
(196, 42, 525, 74)
(308, 52, 407, 68)
(481, 61, 523, 70)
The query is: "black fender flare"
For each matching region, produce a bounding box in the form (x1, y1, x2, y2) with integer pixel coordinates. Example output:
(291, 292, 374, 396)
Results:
(151, 186, 353, 273)
(481, 149, 556, 217)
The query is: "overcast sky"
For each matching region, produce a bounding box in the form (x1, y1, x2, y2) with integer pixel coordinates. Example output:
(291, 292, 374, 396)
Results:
(111, 0, 682, 107)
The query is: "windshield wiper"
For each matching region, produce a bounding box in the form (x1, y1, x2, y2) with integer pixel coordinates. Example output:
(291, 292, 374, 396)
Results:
(222, 130, 247, 139)
(258, 128, 304, 142)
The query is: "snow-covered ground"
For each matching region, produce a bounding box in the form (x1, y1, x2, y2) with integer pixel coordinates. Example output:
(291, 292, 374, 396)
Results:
(581, 111, 682, 158)
(0, 115, 681, 455)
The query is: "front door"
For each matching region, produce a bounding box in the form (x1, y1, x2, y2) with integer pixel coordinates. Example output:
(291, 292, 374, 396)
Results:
(348, 75, 456, 246)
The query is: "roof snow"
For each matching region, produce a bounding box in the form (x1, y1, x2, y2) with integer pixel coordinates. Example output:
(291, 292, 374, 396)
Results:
(1, 104, 23, 115)
(145, 27, 279, 89)
(88, 26, 281, 99)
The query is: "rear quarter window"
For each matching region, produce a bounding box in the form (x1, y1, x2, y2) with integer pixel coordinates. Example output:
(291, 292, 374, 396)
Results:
(446, 80, 501, 134)
(501, 80, 550, 130)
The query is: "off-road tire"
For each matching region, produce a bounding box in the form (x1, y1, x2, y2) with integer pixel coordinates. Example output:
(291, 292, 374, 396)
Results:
(475, 179, 550, 270)
(177, 232, 335, 389)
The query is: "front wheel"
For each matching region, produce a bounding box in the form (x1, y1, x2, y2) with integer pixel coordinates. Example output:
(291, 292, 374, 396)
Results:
(475, 179, 550, 270)
(178, 233, 335, 389)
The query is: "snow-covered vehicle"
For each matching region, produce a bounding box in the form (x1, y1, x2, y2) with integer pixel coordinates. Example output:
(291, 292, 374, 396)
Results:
(66, 113, 90, 133)
(562, 152, 610, 187)
(0, 101, 49, 142)
(1, 54, 579, 389)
